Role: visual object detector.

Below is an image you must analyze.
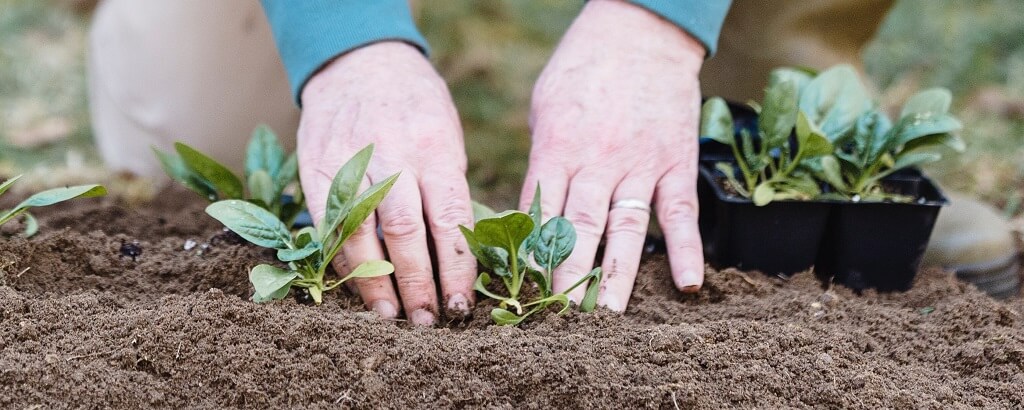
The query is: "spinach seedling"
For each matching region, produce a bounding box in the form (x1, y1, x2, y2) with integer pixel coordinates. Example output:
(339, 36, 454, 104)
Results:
(701, 68, 834, 206)
(205, 145, 398, 305)
(812, 87, 963, 201)
(153, 125, 304, 226)
(459, 187, 602, 326)
(0, 175, 106, 237)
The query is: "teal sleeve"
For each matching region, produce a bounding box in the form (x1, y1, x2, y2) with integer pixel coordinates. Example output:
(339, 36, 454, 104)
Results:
(628, 0, 732, 56)
(260, 0, 430, 105)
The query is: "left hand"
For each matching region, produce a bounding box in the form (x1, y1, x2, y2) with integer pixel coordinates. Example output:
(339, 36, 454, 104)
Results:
(521, 0, 707, 311)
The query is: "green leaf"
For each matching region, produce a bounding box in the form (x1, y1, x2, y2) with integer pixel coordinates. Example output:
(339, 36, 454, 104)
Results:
(205, 200, 292, 249)
(796, 111, 833, 157)
(700, 97, 735, 145)
(768, 67, 813, 95)
(526, 268, 551, 297)
(892, 113, 963, 149)
(14, 184, 106, 209)
(491, 308, 524, 326)
(474, 272, 511, 302)
(798, 64, 871, 141)
(249, 264, 300, 299)
(322, 145, 374, 239)
(533, 216, 576, 273)
(20, 213, 38, 238)
(471, 200, 496, 222)
(248, 170, 276, 210)
(294, 226, 317, 248)
(892, 151, 942, 171)
(153, 148, 218, 200)
(277, 245, 319, 262)
(473, 211, 534, 254)
(252, 285, 291, 303)
(759, 78, 799, 147)
(579, 267, 602, 313)
(522, 184, 543, 254)
(345, 260, 395, 280)
(901, 88, 952, 118)
(245, 125, 286, 179)
(337, 173, 400, 245)
(274, 153, 299, 197)
(526, 293, 571, 314)
(817, 156, 848, 191)
(753, 183, 776, 206)
(1, 184, 106, 227)
(175, 143, 244, 199)
(902, 132, 966, 153)
(0, 174, 21, 197)
(479, 246, 511, 277)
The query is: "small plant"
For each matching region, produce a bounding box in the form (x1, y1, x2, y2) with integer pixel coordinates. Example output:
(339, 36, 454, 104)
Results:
(701, 68, 834, 206)
(459, 188, 602, 326)
(154, 125, 304, 226)
(812, 90, 964, 201)
(205, 145, 398, 305)
(0, 175, 106, 237)
(702, 64, 963, 204)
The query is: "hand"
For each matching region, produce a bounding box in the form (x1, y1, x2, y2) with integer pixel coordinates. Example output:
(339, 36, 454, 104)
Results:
(298, 41, 476, 325)
(522, 0, 707, 311)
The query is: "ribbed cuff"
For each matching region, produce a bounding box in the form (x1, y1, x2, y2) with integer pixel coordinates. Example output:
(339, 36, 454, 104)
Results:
(627, 0, 732, 56)
(261, 0, 430, 106)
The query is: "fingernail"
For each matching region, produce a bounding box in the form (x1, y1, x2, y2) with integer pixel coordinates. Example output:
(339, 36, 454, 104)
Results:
(410, 308, 436, 326)
(678, 269, 702, 289)
(602, 298, 624, 313)
(681, 285, 701, 294)
(447, 293, 471, 316)
(371, 300, 398, 319)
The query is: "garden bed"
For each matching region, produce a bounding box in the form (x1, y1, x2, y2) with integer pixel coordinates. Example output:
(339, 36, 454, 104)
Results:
(1, 188, 1023, 408)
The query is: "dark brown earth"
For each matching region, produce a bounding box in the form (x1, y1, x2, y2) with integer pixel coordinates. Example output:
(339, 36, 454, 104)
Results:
(1, 188, 1023, 409)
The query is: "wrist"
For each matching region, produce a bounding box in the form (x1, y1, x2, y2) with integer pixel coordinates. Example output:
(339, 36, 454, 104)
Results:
(302, 41, 426, 105)
(579, 0, 706, 72)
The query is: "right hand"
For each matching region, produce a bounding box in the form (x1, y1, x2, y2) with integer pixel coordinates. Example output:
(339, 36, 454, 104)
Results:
(298, 41, 477, 326)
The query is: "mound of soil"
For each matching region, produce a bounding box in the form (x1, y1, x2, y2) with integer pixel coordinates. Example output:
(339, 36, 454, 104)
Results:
(1, 188, 1022, 408)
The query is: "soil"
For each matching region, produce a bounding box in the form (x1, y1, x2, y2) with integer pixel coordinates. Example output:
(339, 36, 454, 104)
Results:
(2, 187, 1023, 409)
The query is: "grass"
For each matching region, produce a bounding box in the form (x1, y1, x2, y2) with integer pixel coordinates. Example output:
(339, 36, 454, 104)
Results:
(1, 0, 1022, 216)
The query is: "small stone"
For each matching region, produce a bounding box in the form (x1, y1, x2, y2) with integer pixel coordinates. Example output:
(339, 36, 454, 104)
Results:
(183, 239, 197, 251)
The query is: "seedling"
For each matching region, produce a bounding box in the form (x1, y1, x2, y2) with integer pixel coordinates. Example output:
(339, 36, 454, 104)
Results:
(205, 145, 398, 305)
(701, 68, 834, 206)
(811, 88, 963, 201)
(459, 187, 602, 326)
(154, 125, 304, 226)
(0, 175, 106, 237)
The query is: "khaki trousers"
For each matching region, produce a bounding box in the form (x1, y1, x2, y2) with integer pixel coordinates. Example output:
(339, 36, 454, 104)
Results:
(88, 0, 892, 177)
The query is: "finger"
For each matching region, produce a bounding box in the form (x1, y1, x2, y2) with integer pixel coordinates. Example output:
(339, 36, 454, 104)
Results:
(374, 170, 439, 326)
(655, 162, 704, 292)
(339, 178, 401, 319)
(419, 170, 476, 317)
(597, 176, 655, 312)
(552, 171, 615, 302)
(519, 155, 570, 219)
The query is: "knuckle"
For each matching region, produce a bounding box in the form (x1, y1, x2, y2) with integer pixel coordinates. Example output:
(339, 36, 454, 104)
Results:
(428, 199, 472, 234)
(658, 198, 699, 226)
(380, 206, 425, 239)
(605, 211, 649, 238)
(565, 209, 605, 237)
(395, 269, 435, 291)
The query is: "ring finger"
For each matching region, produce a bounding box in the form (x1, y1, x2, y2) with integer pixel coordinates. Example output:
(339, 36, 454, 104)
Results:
(597, 175, 655, 312)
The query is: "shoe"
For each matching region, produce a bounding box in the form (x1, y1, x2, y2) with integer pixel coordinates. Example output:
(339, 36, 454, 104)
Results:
(923, 192, 1021, 299)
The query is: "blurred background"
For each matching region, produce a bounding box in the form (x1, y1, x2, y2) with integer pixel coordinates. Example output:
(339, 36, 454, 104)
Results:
(1, 0, 1022, 223)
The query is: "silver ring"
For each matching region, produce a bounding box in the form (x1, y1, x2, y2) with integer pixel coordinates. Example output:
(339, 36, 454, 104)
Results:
(611, 198, 651, 213)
